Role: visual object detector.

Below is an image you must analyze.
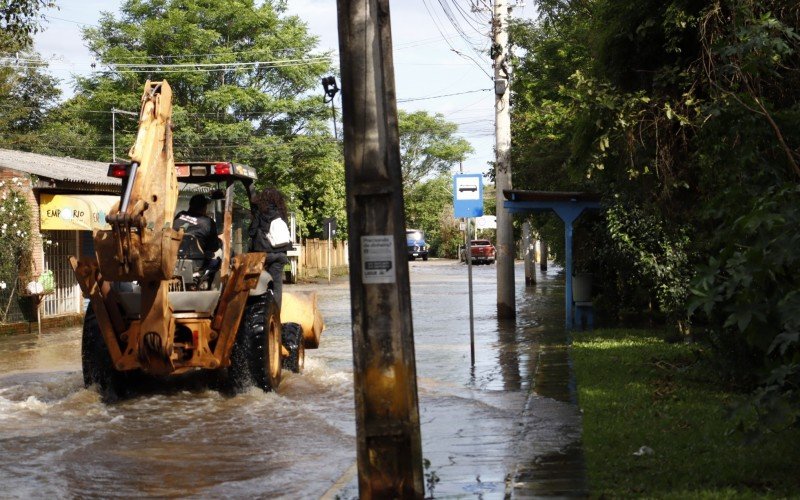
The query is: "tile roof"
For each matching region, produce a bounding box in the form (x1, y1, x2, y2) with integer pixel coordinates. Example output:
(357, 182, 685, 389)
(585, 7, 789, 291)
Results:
(0, 148, 120, 186)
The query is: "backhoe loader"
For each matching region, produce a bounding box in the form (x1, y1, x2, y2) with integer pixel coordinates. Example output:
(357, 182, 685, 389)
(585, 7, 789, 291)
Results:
(71, 80, 324, 401)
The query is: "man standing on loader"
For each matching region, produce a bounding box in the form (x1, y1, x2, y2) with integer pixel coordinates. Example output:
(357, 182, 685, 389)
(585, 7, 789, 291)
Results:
(249, 188, 293, 309)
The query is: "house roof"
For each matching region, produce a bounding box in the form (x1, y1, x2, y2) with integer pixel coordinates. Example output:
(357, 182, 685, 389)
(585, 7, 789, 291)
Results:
(0, 148, 120, 187)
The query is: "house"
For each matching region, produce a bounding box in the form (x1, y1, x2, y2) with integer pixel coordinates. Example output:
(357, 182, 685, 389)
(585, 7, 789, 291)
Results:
(0, 149, 120, 329)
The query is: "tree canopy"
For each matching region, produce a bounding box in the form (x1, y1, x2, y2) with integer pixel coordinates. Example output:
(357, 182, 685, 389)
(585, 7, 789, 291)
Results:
(399, 110, 476, 256)
(0, 0, 53, 52)
(38, 0, 344, 238)
(0, 1, 60, 151)
(398, 109, 473, 188)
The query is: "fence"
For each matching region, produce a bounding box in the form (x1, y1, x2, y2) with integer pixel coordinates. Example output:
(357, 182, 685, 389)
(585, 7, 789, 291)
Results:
(299, 238, 349, 278)
(41, 230, 82, 317)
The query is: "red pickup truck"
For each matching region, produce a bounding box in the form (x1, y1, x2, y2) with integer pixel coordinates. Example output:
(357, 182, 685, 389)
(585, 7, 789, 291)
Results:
(459, 239, 496, 265)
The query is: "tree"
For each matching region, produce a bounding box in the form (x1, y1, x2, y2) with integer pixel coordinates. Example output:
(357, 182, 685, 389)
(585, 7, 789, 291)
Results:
(404, 175, 455, 256)
(398, 110, 473, 188)
(44, 0, 343, 236)
(0, 0, 53, 52)
(510, 0, 800, 433)
(0, 0, 61, 151)
(398, 111, 474, 256)
(0, 51, 61, 151)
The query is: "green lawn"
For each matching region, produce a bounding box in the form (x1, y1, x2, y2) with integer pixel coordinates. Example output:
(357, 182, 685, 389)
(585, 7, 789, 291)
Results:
(572, 329, 800, 499)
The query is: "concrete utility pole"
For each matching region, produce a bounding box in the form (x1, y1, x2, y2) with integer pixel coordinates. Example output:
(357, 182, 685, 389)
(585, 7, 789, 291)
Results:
(493, 0, 516, 318)
(523, 221, 535, 285)
(336, 1, 424, 498)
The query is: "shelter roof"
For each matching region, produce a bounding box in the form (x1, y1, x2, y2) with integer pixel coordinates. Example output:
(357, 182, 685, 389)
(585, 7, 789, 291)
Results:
(0, 148, 120, 187)
(503, 190, 601, 203)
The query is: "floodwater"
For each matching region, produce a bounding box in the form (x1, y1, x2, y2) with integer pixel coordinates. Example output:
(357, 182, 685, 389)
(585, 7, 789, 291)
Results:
(0, 260, 582, 498)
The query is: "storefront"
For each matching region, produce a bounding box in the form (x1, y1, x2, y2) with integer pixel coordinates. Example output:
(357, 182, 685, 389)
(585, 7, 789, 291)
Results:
(38, 193, 118, 317)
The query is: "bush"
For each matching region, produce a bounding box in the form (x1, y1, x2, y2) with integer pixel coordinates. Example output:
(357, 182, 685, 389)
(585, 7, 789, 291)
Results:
(690, 184, 800, 434)
(0, 177, 34, 323)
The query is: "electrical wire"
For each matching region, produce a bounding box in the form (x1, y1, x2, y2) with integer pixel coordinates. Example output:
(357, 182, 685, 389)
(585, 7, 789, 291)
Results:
(42, 14, 97, 27)
(109, 57, 329, 69)
(421, 0, 492, 79)
(433, 0, 492, 66)
(398, 88, 490, 103)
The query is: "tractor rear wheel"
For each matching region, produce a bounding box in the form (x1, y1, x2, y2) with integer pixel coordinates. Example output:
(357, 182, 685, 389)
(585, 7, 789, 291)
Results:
(232, 293, 282, 392)
(281, 322, 305, 374)
(82, 306, 129, 402)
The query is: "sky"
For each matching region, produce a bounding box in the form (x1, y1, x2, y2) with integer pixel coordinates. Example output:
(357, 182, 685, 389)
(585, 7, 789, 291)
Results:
(33, 0, 536, 176)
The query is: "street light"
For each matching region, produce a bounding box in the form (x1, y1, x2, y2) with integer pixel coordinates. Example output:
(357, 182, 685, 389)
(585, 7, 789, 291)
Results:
(321, 76, 339, 141)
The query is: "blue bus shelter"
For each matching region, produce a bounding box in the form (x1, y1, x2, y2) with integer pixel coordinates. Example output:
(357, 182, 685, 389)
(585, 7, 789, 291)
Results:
(503, 190, 602, 329)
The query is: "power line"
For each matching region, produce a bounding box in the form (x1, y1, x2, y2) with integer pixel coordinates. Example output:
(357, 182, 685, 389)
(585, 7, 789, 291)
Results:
(42, 14, 97, 27)
(397, 88, 490, 103)
(107, 59, 331, 74)
(432, 0, 491, 67)
(420, 0, 492, 80)
(109, 56, 329, 69)
(437, 0, 487, 39)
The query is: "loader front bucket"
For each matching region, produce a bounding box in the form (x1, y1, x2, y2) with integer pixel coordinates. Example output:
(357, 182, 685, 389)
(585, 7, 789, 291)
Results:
(281, 291, 325, 349)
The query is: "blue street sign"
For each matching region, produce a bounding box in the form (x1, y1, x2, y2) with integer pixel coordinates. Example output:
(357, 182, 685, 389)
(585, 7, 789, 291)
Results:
(453, 174, 484, 218)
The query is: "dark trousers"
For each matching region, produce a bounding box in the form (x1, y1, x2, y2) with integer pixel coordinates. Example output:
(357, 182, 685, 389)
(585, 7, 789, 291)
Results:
(266, 260, 284, 310)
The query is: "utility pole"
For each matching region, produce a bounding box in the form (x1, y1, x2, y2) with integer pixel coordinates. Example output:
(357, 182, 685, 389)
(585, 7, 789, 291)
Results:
(523, 221, 535, 285)
(336, 1, 424, 498)
(493, 0, 516, 319)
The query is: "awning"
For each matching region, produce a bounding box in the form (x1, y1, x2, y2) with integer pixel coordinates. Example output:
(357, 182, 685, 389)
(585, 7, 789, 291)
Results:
(40, 194, 118, 231)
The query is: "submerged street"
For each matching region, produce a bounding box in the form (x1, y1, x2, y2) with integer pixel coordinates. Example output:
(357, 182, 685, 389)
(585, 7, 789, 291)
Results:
(0, 260, 584, 498)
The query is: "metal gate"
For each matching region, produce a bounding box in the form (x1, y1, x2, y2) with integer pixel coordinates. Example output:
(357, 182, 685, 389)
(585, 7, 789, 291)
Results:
(41, 230, 81, 317)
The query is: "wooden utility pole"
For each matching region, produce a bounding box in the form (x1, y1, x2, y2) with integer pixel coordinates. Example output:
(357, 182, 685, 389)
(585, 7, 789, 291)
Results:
(336, 1, 424, 498)
(493, 0, 516, 318)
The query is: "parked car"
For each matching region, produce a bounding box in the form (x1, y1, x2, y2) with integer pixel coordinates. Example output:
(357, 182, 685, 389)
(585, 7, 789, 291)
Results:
(406, 229, 429, 261)
(459, 239, 496, 264)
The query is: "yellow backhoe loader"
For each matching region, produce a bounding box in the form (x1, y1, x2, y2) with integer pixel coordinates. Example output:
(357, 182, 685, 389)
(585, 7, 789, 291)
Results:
(71, 80, 324, 401)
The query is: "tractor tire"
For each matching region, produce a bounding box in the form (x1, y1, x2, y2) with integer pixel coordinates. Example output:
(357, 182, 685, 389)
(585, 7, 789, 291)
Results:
(281, 322, 305, 374)
(82, 306, 129, 402)
(231, 292, 282, 392)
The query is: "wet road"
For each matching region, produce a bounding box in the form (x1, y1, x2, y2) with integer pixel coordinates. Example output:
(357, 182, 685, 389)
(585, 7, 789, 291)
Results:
(0, 260, 578, 498)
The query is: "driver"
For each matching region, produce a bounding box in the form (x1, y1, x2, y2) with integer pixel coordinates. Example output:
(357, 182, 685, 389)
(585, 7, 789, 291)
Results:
(173, 194, 220, 259)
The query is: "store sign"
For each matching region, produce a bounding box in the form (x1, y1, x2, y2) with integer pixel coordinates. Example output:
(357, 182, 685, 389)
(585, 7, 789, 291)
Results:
(40, 194, 118, 231)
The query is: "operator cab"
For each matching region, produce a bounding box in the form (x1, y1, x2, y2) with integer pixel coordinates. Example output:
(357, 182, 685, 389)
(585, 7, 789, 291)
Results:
(107, 161, 258, 293)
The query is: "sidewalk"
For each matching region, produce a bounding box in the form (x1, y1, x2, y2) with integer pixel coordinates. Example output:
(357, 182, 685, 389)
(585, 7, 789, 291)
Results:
(330, 265, 588, 498)
(437, 267, 589, 498)
(509, 302, 589, 498)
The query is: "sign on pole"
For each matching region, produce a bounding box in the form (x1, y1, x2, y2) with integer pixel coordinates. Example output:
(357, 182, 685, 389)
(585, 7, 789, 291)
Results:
(453, 174, 482, 367)
(453, 174, 484, 218)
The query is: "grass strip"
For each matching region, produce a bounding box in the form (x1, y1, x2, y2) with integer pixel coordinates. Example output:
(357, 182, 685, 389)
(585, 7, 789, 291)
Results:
(572, 328, 800, 499)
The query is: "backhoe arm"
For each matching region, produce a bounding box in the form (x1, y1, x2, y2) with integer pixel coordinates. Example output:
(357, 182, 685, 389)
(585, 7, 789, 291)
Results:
(91, 80, 182, 375)
(96, 80, 181, 282)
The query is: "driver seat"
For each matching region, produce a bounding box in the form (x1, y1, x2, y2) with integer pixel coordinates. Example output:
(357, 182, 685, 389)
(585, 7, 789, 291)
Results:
(173, 234, 219, 291)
